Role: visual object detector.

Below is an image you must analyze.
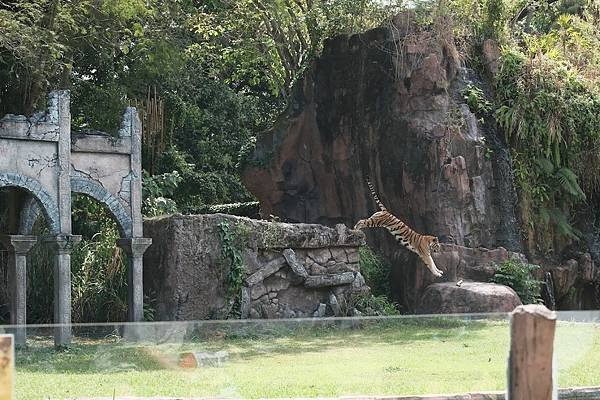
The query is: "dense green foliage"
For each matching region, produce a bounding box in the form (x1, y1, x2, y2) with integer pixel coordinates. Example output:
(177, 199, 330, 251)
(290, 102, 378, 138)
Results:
(358, 246, 393, 298)
(142, 171, 182, 217)
(442, 0, 600, 255)
(490, 258, 542, 304)
(197, 201, 260, 218)
(22, 196, 155, 324)
(71, 206, 129, 323)
(356, 246, 399, 315)
(494, 25, 600, 250)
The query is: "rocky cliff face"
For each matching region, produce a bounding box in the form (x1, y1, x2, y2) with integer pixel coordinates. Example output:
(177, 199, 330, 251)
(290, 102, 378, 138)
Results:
(242, 13, 526, 311)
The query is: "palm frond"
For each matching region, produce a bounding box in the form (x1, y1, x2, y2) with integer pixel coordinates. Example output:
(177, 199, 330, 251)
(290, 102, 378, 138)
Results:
(534, 157, 555, 175)
(556, 167, 586, 200)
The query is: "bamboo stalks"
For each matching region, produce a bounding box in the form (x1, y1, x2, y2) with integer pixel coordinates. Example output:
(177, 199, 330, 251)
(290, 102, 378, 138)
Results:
(133, 86, 166, 174)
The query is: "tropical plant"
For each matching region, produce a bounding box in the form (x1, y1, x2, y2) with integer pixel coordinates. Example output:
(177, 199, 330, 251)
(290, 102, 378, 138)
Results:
(142, 170, 182, 217)
(490, 258, 542, 304)
(462, 83, 492, 117)
(354, 246, 399, 316)
(358, 246, 393, 299)
(493, 33, 600, 252)
(351, 293, 400, 316)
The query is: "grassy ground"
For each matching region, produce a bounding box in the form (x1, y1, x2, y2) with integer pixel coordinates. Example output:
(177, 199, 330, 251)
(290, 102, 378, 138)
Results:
(14, 318, 600, 399)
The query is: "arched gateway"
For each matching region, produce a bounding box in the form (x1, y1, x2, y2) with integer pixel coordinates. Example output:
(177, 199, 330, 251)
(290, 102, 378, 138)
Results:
(0, 91, 151, 346)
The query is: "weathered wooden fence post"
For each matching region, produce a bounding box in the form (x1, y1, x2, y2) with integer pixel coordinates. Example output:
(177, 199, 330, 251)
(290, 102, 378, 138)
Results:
(508, 304, 557, 400)
(0, 334, 14, 400)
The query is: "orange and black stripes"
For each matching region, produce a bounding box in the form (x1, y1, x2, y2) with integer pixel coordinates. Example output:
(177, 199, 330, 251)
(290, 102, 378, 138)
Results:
(354, 181, 443, 276)
(355, 179, 441, 257)
(357, 211, 424, 254)
(366, 178, 387, 211)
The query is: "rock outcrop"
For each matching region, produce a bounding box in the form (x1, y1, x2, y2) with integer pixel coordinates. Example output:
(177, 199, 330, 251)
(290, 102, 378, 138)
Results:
(143, 214, 368, 320)
(418, 282, 522, 314)
(534, 252, 598, 309)
(242, 12, 523, 311)
(434, 244, 527, 282)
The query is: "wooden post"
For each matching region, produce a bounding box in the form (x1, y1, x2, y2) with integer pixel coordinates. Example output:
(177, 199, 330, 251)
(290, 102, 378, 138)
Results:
(0, 334, 15, 400)
(508, 304, 557, 400)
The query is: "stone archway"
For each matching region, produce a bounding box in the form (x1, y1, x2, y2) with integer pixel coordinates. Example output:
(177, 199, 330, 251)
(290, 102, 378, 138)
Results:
(71, 177, 134, 238)
(19, 196, 42, 235)
(0, 173, 60, 234)
(0, 90, 151, 346)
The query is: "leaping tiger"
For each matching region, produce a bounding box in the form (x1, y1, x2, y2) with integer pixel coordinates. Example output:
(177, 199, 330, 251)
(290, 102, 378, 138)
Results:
(353, 179, 444, 277)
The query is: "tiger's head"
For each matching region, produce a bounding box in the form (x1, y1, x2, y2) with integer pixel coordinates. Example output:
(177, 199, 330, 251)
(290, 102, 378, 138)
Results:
(429, 236, 441, 253)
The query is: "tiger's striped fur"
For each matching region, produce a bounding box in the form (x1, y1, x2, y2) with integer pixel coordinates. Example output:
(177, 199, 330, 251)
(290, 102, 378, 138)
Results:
(354, 180, 443, 277)
(367, 179, 387, 211)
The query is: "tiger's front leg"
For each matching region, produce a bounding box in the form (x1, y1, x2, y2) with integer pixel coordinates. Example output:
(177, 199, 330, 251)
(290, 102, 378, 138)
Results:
(421, 254, 444, 277)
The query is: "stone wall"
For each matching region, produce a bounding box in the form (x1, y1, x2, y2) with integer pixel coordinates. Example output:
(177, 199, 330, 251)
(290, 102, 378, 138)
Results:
(143, 214, 369, 320)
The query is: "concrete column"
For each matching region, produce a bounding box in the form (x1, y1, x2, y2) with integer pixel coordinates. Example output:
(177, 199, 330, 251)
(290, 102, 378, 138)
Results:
(55, 90, 73, 235)
(0, 235, 37, 346)
(44, 234, 81, 347)
(117, 238, 152, 322)
(117, 107, 143, 238)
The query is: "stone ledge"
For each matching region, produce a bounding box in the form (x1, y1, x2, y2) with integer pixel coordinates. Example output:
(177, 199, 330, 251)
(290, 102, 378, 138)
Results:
(146, 213, 365, 249)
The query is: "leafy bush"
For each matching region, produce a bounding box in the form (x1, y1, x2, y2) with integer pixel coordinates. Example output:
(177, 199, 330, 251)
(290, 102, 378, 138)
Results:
(355, 246, 399, 315)
(359, 246, 393, 298)
(71, 219, 128, 323)
(351, 293, 400, 316)
(72, 195, 156, 322)
(490, 258, 542, 304)
(142, 170, 182, 217)
(462, 83, 492, 117)
(197, 202, 260, 219)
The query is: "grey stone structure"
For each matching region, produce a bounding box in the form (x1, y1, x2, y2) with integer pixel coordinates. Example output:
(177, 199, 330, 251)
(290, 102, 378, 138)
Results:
(144, 214, 369, 321)
(0, 91, 151, 346)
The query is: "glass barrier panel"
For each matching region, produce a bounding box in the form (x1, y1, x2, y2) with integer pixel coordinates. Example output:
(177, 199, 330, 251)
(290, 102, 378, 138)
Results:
(555, 311, 600, 391)
(1, 311, 598, 399)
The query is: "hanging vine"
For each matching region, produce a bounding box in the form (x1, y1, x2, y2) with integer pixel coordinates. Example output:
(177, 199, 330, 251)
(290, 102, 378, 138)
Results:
(218, 219, 245, 318)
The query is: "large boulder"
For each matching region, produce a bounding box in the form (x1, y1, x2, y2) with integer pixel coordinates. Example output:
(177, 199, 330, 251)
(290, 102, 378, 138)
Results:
(534, 252, 598, 309)
(417, 282, 522, 314)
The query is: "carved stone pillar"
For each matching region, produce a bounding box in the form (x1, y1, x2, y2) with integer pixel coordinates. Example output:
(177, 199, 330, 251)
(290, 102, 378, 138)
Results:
(0, 235, 37, 346)
(44, 234, 81, 347)
(117, 238, 152, 322)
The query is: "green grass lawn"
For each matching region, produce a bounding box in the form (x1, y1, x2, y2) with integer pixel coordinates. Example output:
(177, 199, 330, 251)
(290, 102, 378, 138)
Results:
(14, 318, 600, 399)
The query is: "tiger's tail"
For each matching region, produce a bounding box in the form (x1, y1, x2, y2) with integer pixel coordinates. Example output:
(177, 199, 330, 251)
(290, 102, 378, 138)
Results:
(366, 178, 387, 211)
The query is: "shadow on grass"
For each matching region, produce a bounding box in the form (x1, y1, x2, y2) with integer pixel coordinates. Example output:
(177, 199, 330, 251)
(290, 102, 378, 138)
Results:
(16, 317, 507, 374)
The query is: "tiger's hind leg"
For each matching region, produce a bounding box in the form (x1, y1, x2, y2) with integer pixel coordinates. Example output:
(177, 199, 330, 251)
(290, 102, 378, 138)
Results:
(421, 254, 444, 277)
